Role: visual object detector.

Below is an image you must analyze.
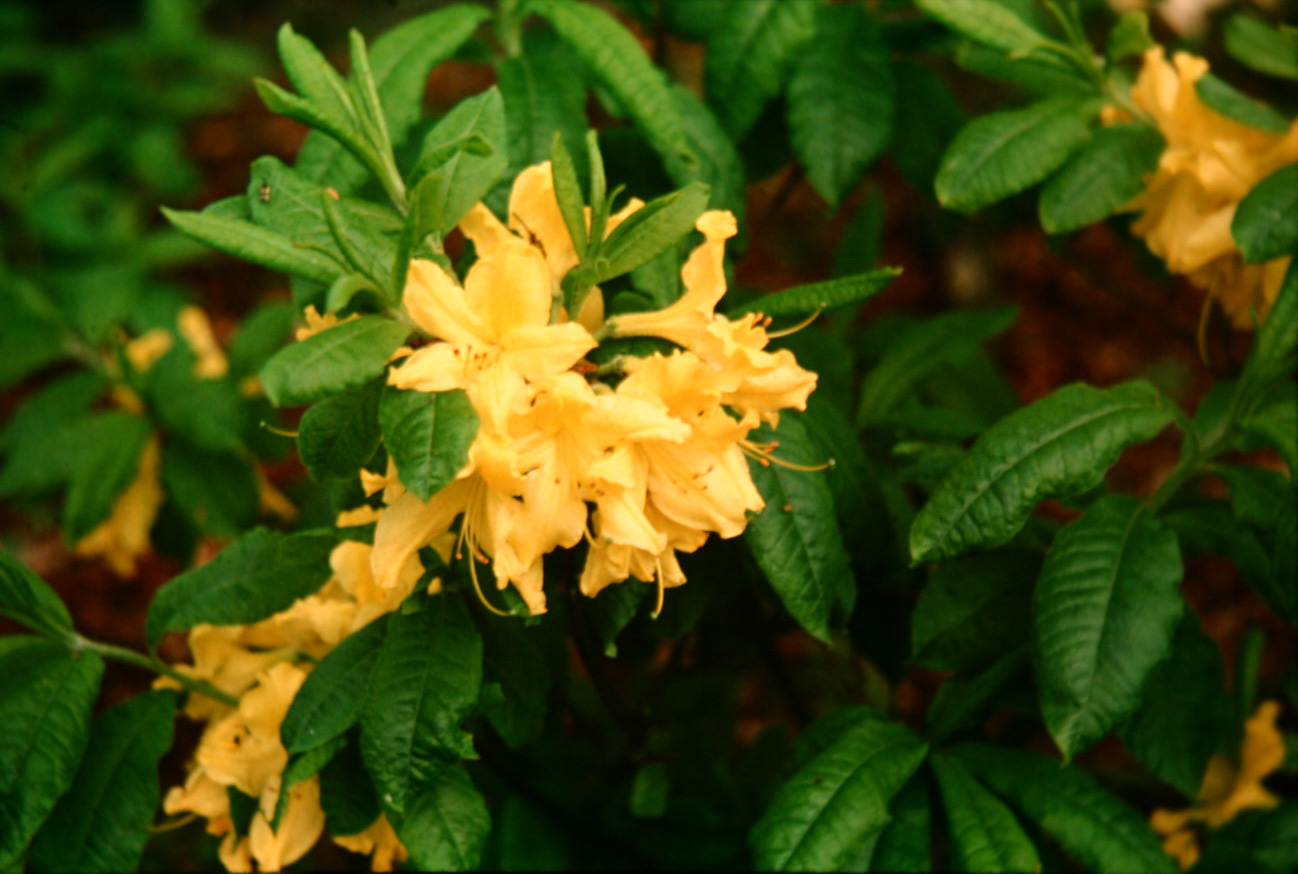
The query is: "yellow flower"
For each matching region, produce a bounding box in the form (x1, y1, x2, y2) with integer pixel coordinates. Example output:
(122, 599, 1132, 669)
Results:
(295, 304, 359, 341)
(178, 305, 230, 379)
(73, 436, 164, 577)
(1124, 48, 1298, 327)
(1150, 700, 1287, 869)
(333, 815, 409, 872)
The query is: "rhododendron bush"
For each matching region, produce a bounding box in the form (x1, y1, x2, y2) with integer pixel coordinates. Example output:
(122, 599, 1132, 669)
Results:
(1, 0, 1295, 871)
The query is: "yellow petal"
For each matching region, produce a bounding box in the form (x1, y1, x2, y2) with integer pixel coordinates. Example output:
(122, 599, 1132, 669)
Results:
(73, 436, 164, 577)
(371, 482, 472, 591)
(178, 305, 229, 379)
(249, 776, 326, 872)
(403, 259, 484, 346)
(464, 237, 552, 340)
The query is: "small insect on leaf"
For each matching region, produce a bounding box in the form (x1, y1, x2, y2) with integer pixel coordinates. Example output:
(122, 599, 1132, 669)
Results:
(258, 182, 272, 203)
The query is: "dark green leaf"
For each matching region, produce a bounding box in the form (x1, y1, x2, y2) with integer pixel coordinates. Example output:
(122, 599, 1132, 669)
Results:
(1224, 15, 1298, 80)
(226, 302, 296, 381)
(750, 710, 928, 871)
(271, 735, 348, 830)
(320, 740, 382, 837)
(1039, 123, 1164, 235)
(630, 763, 669, 818)
(282, 616, 389, 754)
(395, 761, 491, 872)
(360, 596, 483, 815)
(63, 412, 153, 543)
(953, 743, 1177, 873)
(161, 206, 344, 285)
(1198, 803, 1298, 874)
(1107, 12, 1155, 62)
(936, 96, 1101, 213)
(666, 84, 746, 217)
(497, 29, 588, 179)
(27, 690, 176, 874)
(378, 386, 478, 502)
(926, 648, 1032, 743)
(917, 0, 1052, 54)
(1239, 258, 1297, 403)
(956, 43, 1092, 96)
(1238, 386, 1298, 477)
(870, 773, 932, 873)
(298, 380, 384, 482)
(587, 582, 649, 657)
(787, 4, 894, 207)
(0, 553, 73, 642)
(1195, 73, 1290, 133)
(910, 381, 1173, 563)
(161, 442, 259, 537)
(745, 415, 855, 642)
(0, 641, 104, 867)
(481, 620, 553, 749)
(0, 288, 69, 391)
(261, 316, 410, 407)
(930, 753, 1040, 873)
(146, 528, 337, 648)
(145, 348, 247, 453)
(0, 372, 104, 497)
(417, 88, 509, 235)
(891, 61, 966, 193)
(1233, 163, 1298, 264)
(730, 269, 899, 318)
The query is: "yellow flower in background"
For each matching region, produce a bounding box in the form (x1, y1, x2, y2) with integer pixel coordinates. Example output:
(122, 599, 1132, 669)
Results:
(1123, 47, 1298, 328)
(1150, 700, 1287, 869)
(178, 305, 230, 378)
(333, 815, 409, 872)
(72, 436, 164, 577)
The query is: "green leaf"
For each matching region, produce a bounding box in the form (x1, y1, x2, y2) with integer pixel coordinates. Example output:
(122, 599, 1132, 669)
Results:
(395, 761, 491, 872)
(26, 690, 176, 874)
(146, 528, 336, 648)
(161, 443, 259, 537)
(271, 735, 347, 831)
(1233, 163, 1298, 264)
(549, 131, 589, 261)
(666, 84, 746, 217)
(909, 381, 1173, 564)
(0, 641, 104, 868)
(956, 43, 1092, 96)
(930, 753, 1041, 873)
(63, 412, 153, 543)
(276, 23, 354, 121)
(321, 192, 396, 292)
(1224, 15, 1298, 81)
(296, 5, 491, 194)
(1195, 73, 1291, 134)
(1239, 258, 1298, 402)
(912, 550, 1040, 673)
(1238, 386, 1298, 477)
(1034, 496, 1184, 758)
(297, 379, 384, 482)
(584, 182, 710, 285)
(926, 648, 1032, 743)
(281, 616, 389, 754)
(481, 620, 553, 749)
(496, 29, 588, 180)
(1198, 803, 1298, 874)
(1119, 610, 1229, 796)
(1163, 500, 1286, 623)
(745, 415, 855, 642)
(858, 307, 1016, 429)
(587, 582, 649, 657)
(0, 553, 73, 642)
(936, 96, 1101, 213)
(416, 88, 509, 235)
(0, 287, 70, 391)
(630, 763, 669, 818)
(869, 774, 932, 873)
(0, 372, 104, 498)
(145, 348, 247, 453)
(320, 741, 382, 837)
(378, 386, 479, 502)
(787, 4, 894, 207)
(917, 0, 1053, 54)
(730, 269, 899, 319)
(161, 206, 344, 285)
(891, 61, 967, 193)
(226, 302, 296, 381)
(360, 596, 483, 816)
(953, 743, 1177, 873)
(749, 710, 928, 871)
(1039, 123, 1164, 235)
(261, 315, 410, 407)
(1107, 12, 1155, 62)
(532, 0, 698, 173)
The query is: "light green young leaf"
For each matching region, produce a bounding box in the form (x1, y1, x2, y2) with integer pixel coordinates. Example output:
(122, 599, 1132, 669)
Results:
(378, 386, 479, 502)
(254, 78, 388, 188)
(787, 4, 894, 207)
(297, 380, 384, 482)
(321, 193, 395, 292)
(1107, 11, 1155, 62)
(1035, 496, 1184, 759)
(281, 616, 389, 754)
(276, 23, 354, 122)
(749, 710, 928, 871)
(910, 381, 1174, 563)
(730, 269, 899, 318)
(936, 96, 1101, 213)
(930, 753, 1041, 873)
(953, 743, 1177, 873)
(549, 131, 589, 260)
(0, 640, 104, 868)
(1233, 163, 1298, 264)
(396, 761, 491, 872)
(415, 88, 509, 235)
(706, 0, 818, 139)
(161, 206, 344, 285)
(0, 553, 73, 642)
(63, 412, 153, 544)
(26, 690, 176, 874)
(261, 316, 410, 408)
(917, 0, 1053, 54)
(1224, 15, 1298, 80)
(744, 415, 855, 643)
(956, 43, 1093, 96)
(1039, 123, 1164, 235)
(584, 182, 711, 285)
(147, 528, 336, 648)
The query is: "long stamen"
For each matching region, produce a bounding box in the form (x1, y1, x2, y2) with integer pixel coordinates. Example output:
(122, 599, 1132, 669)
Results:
(651, 558, 666, 619)
(739, 440, 835, 472)
(260, 422, 298, 438)
(465, 531, 510, 617)
(765, 308, 823, 339)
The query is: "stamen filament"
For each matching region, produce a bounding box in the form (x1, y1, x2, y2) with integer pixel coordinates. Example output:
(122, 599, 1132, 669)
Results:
(765, 308, 823, 339)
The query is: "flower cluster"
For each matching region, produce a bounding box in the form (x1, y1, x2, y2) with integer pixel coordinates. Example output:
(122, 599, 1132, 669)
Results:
(366, 163, 817, 614)
(160, 530, 430, 872)
(1121, 47, 1298, 328)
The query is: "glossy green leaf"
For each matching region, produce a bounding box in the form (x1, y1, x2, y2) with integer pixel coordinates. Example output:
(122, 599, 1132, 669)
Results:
(745, 415, 855, 643)
(706, 0, 817, 139)
(666, 84, 746, 216)
(395, 761, 491, 872)
(930, 753, 1040, 873)
(1233, 163, 1298, 264)
(1224, 15, 1298, 80)
(360, 596, 482, 815)
(161, 443, 259, 537)
(295, 5, 491, 194)
(0, 641, 104, 867)
(936, 97, 1101, 213)
(1039, 123, 1164, 234)
(261, 316, 410, 407)
(378, 386, 479, 502)
(1195, 74, 1290, 133)
(912, 550, 1040, 673)
(787, 4, 894, 206)
(749, 710, 928, 871)
(1239, 386, 1298, 477)
(321, 193, 396, 292)
(26, 690, 176, 874)
(161, 206, 343, 285)
(63, 412, 152, 543)
(416, 88, 509, 235)
(956, 43, 1092, 96)
(1035, 496, 1184, 758)
(497, 29, 588, 179)
(1239, 258, 1298, 401)
(147, 528, 337, 648)
(910, 381, 1173, 563)
(585, 182, 711, 285)
(320, 741, 382, 837)
(297, 380, 384, 482)
(271, 735, 347, 831)
(0, 553, 73, 642)
(953, 743, 1177, 873)
(869, 774, 932, 873)
(917, 0, 1052, 54)
(926, 648, 1032, 743)
(730, 269, 900, 318)
(281, 616, 389, 754)
(1119, 610, 1229, 796)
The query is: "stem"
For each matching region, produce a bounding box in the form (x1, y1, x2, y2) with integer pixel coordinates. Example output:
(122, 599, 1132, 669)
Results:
(73, 635, 240, 708)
